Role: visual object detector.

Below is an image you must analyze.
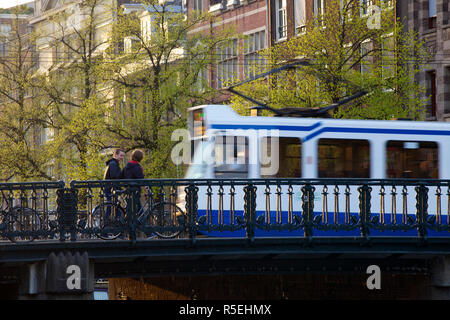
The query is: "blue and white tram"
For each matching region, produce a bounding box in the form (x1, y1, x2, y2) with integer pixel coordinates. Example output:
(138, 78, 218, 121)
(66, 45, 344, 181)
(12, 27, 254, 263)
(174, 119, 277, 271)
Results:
(178, 104, 450, 237)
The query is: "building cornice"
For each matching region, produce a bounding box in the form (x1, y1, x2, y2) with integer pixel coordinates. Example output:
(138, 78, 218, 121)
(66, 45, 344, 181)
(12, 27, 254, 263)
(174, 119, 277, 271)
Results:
(29, 0, 83, 25)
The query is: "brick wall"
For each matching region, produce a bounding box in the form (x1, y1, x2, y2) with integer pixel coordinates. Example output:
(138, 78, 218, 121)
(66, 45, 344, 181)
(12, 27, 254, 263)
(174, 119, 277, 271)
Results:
(404, 0, 450, 121)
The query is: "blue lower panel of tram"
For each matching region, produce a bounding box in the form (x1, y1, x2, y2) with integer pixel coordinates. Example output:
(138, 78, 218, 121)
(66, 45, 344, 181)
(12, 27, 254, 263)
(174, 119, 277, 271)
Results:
(196, 210, 449, 237)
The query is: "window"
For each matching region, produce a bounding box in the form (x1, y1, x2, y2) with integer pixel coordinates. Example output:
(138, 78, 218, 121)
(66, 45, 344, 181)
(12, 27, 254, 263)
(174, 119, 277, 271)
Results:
(261, 137, 301, 178)
(382, 0, 394, 8)
(445, 67, 450, 115)
(194, 0, 203, 12)
(276, 0, 287, 40)
(209, 0, 223, 11)
(429, 0, 437, 29)
(244, 30, 266, 79)
(186, 141, 210, 179)
(294, 0, 306, 34)
(360, 40, 373, 75)
(386, 141, 439, 179)
(0, 43, 5, 57)
(360, 0, 372, 16)
(427, 70, 437, 117)
(216, 39, 238, 88)
(340, 0, 354, 21)
(195, 67, 209, 92)
(214, 136, 249, 178)
(192, 109, 205, 137)
(0, 24, 11, 35)
(124, 36, 140, 53)
(318, 139, 370, 178)
(39, 46, 53, 70)
(444, 0, 449, 25)
(381, 35, 395, 79)
(314, 0, 326, 25)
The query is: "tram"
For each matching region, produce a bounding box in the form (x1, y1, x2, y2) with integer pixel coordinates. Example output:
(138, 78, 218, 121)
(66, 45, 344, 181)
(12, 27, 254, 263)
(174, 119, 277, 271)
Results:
(177, 104, 450, 237)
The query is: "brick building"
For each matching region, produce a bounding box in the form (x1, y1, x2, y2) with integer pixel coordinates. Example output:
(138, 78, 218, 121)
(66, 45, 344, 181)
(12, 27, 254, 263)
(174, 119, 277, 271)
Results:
(188, 0, 449, 121)
(275, 0, 449, 121)
(186, 0, 269, 96)
(275, 0, 450, 122)
(398, 0, 450, 121)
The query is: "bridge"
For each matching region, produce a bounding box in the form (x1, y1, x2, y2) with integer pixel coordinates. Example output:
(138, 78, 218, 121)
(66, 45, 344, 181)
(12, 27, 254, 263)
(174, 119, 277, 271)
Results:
(0, 178, 449, 299)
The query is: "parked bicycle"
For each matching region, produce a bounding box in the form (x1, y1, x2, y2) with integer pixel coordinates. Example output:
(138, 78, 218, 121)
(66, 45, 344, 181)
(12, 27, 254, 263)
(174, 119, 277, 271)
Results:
(86, 188, 185, 240)
(0, 191, 42, 243)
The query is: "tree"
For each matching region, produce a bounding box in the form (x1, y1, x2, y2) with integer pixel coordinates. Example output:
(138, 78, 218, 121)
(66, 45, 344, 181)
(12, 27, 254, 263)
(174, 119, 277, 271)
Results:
(230, 0, 429, 120)
(0, 0, 237, 182)
(0, 11, 51, 181)
(103, 0, 235, 178)
(34, 0, 115, 181)
(0, 5, 34, 15)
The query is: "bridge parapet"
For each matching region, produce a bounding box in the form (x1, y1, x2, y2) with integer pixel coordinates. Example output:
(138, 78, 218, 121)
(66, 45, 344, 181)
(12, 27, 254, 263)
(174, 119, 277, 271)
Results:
(0, 178, 449, 243)
(0, 181, 64, 243)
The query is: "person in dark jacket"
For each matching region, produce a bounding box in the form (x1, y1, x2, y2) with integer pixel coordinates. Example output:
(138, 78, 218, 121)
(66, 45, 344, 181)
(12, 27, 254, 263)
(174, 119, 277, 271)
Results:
(104, 148, 126, 180)
(103, 148, 125, 219)
(121, 149, 145, 179)
(121, 149, 145, 211)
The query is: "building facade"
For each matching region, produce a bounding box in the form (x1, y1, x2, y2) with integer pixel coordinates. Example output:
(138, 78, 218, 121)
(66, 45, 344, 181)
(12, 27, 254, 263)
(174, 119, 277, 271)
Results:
(275, 0, 450, 121)
(186, 0, 269, 97)
(188, 0, 449, 122)
(398, 0, 450, 121)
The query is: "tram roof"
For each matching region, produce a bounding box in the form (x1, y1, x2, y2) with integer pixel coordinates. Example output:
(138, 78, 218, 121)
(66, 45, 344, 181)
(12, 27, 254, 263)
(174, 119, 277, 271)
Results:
(191, 104, 450, 131)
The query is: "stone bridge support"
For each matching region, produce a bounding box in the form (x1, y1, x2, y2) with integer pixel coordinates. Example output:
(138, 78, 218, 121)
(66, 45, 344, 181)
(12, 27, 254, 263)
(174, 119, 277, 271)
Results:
(430, 255, 450, 299)
(17, 251, 94, 300)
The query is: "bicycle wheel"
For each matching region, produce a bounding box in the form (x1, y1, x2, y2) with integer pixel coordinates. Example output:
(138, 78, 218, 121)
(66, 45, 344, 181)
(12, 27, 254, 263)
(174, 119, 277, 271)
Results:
(6, 207, 41, 243)
(91, 203, 125, 240)
(150, 202, 184, 239)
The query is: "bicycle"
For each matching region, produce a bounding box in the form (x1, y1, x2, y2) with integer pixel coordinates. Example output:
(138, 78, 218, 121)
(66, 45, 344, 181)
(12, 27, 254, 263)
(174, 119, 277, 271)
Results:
(0, 191, 42, 243)
(89, 188, 185, 240)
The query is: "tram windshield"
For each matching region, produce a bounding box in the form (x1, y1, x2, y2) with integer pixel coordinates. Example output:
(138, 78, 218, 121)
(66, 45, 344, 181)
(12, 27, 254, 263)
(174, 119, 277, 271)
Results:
(185, 140, 212, 179)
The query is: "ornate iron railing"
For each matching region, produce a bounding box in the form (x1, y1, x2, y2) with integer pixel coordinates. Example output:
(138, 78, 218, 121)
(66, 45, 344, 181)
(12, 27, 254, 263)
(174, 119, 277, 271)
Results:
(0, 179, 449, 243)
(0, 181, 65, 242)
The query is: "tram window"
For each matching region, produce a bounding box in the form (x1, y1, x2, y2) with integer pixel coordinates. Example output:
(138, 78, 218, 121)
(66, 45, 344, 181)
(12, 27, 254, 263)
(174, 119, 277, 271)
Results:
(386, 141, 439, 179)
(260, 137, 301, 178)
(192, 109, 205, 137)
(318, 139, 370, 178)
(214, 136, 249, 178)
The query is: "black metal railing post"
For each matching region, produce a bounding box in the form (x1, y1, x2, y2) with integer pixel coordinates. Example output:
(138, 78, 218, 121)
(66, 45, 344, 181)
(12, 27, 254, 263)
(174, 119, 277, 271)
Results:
(358, 184, 372, 239)
(186, 184, 199, 242)
(244, 183, 257, 242)
(415, 184, 429, 240)
(301, 183, 315, 238)
(125, 185, 140, 243)
(56, 188, 78, 242)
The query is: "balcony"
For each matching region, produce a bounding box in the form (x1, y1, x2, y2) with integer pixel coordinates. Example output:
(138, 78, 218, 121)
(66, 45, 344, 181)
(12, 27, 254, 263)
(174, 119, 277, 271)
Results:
(209, 0, 225, 12)
(226, 0, 239, 9)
